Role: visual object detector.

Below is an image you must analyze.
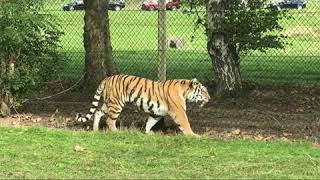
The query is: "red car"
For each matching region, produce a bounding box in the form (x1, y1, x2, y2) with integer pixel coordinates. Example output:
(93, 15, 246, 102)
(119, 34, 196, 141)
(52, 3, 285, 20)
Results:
(141, 0, 181, 11)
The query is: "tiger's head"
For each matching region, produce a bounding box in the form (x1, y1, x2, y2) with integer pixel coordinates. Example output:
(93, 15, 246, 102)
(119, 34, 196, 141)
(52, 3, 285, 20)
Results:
(185, 79, 210, 107)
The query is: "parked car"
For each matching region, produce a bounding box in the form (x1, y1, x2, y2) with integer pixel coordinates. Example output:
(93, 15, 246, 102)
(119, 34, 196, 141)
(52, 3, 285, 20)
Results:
(268, 0, 306, 10)
(141, 0, 181, 11)
(109, 0, 126, 11)
(63, 0, 125, 11)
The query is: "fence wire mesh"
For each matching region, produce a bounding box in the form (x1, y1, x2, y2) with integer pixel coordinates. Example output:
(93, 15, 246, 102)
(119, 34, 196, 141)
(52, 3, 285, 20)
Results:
(45, 0, 320, 88)
(0, 0, 316, 139)
(1, 0, 320, 133)
(50, 1, 319, 86)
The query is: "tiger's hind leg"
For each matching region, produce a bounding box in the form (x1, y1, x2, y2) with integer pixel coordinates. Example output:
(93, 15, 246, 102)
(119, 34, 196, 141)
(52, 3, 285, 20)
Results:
(145, 115, 163, 135)
(106, 102, 123, 132)
(93, 103, 107, 131)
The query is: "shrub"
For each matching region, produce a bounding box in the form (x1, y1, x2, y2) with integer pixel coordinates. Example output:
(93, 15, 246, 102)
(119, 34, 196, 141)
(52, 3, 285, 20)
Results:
(0, 0, 64, 114)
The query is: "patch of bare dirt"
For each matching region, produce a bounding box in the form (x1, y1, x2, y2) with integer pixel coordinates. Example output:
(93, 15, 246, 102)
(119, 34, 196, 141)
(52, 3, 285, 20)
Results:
(1, 82, 320, 143)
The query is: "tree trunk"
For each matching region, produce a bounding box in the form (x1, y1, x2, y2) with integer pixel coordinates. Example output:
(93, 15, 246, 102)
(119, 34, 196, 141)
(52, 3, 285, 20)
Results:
(0, 60, 10, 116)
(0, 52, 17, 116)
(83, 0, 116, 93)
(206, 0, 242, 95)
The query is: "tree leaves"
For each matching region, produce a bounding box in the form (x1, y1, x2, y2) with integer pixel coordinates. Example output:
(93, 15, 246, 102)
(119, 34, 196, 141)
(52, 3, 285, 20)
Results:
(0, 0, 63, 110)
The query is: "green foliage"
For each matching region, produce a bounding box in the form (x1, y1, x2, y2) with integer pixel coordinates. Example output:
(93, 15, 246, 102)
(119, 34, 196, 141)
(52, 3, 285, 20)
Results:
(223, 0, 289, 55)
(0, 0, 63, 101)
(185, 0, 289, 56)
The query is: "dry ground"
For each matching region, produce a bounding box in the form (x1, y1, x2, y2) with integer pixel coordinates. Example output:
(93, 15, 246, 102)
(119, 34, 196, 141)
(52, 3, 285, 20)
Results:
(1, 82, 320, 143)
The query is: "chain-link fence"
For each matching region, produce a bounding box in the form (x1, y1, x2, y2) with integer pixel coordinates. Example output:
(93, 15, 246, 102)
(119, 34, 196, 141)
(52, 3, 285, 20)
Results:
(47, 0, 320, 87)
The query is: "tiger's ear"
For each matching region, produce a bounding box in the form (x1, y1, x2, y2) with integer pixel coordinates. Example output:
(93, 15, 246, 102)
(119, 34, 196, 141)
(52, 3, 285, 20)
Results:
(190, 78, 199, 88)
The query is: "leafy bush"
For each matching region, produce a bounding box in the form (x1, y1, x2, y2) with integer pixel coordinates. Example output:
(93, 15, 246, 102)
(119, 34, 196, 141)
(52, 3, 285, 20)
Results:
(0, 0, 63, 108)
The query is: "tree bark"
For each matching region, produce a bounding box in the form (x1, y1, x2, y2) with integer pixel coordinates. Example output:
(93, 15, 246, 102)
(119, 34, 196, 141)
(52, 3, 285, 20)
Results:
(83, 0, 116, 93)
(206, 0, 242, 95)
(0, 50, 18, 116)
(0, 60, 11, 117)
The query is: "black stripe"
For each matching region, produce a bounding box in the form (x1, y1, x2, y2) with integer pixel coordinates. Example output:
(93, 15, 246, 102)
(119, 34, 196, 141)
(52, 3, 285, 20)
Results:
(94, 94, 100, 101)
(168, 94, 180, 109)
(109, 109, 121, 115)
(83, 117, 89, 121)
(108, 116, 118, 120)
(148, 104, 154, 111)
(92, 101, 99, 107)
(108, 104, 121, 111)
(163, 81, 171, 110)
(121, 75, 130, 101)
(136, 86, 143, 101)
(167, 81, 180, 109)
(122, 75, 130, 91)
(129, 77, 143, 101)
(139, 98, 144, 110)
(156, 100, 160, 108)
(125, 77, 132, 96)
(153, 83, 160, 104)
(108, 104, 120, 111)
(131, 76, 137, 83)
(127, 79, 134, 102)
(151, 81, 155, 95)
(144, 79, 148, 92)
(109, 98, 121, 107)
(147, 88, 151, 106)
(114, 76, 121, 99)
(134, 86, 143, 103)
(162, 81, 168, 102)
(110, 75, 117, 87)
(150, 114, 162, 119)
(88, 106, 96, 114)
(157, 81, 162, 102)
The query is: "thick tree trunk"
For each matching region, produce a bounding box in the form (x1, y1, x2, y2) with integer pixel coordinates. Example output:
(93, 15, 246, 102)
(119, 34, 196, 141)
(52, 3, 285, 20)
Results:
(83, 0, 116, 93)
(206, 0, 242, 95)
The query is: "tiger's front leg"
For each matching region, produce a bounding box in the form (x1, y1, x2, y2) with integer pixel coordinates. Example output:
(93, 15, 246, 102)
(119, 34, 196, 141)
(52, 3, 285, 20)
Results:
(106, 102, 123, 132)
(168, 110, 199, 137)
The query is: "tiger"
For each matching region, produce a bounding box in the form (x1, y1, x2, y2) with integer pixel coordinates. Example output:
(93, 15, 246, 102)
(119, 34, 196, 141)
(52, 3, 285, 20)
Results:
(75, 74, 210, 136)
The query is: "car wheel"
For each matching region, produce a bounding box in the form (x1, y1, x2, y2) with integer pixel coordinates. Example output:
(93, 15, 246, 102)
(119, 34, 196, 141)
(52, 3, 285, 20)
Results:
(115, 6, 121, 11)
(297, 5, 302, 10)
(69, 6, 74, 11)
(149, 6, 154, 11)
(171, 6, 177, 11)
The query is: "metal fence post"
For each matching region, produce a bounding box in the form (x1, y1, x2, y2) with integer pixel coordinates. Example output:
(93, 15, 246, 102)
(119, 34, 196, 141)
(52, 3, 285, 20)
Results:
(158, 0, 167, 81)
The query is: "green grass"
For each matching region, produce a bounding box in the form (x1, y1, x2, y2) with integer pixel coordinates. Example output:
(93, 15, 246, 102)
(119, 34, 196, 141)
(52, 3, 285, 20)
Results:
(48, 1, 320, 86)
(1, 127, 320, 179)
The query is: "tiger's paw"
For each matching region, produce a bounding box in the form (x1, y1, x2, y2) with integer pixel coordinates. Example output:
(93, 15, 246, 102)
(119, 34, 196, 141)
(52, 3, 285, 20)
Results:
(193, 133, 201, 138)
(145, 131, 155, 135)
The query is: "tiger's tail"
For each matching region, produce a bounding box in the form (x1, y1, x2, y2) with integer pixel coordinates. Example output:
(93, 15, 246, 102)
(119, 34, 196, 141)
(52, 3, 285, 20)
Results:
(75, 81, 106, 123)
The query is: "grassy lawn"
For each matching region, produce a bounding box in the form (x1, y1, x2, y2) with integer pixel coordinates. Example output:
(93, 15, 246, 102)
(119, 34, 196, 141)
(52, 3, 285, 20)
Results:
(1, 127, 320, 179)
(49, 1, 320, 86)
